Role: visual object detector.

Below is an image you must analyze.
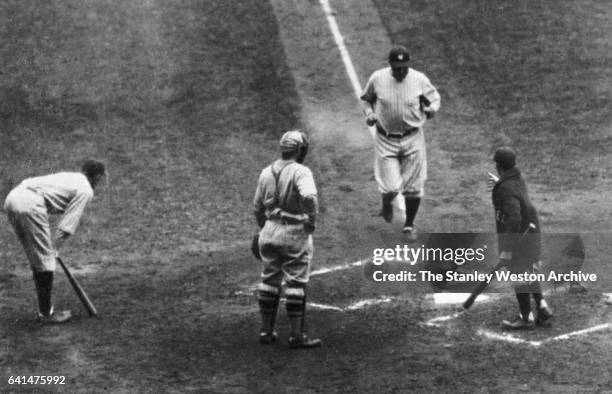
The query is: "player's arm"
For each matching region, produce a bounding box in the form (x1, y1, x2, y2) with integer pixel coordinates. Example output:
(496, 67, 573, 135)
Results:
(56, 191, 93, 237)
(360, 74, 378, 126)
(420, 75, 441, 118)
(296, 167, 318, 233)
(498, 190, 522, 259)
(302, 194, 318, 234)
(253, 174, 268, 229)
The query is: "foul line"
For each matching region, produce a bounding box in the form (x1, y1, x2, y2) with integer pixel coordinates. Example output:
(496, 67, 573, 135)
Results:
(311, 259, 366, 276)
(319, 0, 375, 138)
(478, 323, 612, 347)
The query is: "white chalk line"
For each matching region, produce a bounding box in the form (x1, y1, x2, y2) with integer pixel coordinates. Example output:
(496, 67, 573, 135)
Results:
(311, 259, 366, 276)
(319, 0, 375, 138)
(420, 284, 597, 328)
(478, 323, 612, 347)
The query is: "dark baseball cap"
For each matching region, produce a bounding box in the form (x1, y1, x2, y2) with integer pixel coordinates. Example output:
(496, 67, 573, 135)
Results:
(493, 146, 516, 170)
(388, 46, 410, 67)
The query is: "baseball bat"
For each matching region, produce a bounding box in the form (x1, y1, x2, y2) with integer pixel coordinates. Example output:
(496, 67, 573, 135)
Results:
(57, 257, 98, 317)
(462, 223, 536, 310)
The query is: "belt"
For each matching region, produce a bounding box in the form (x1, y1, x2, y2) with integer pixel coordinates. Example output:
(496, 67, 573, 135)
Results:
(271, 216, 305, 225)
(376, 124, 419, 139)
(268, 211, 307, 225)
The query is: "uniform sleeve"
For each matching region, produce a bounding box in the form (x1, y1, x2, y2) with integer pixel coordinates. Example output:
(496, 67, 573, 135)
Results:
(295, 167, 317, 199)
(497, 187, 522, 252)
(360, 73, 377, 103)
(254, 168, 279, 223)
(57, 191, 93, 235)
(253, 171, 266, 213)
(420, 74, 441, 112)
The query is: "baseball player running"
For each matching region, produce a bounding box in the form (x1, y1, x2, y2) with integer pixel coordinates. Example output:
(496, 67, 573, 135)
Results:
(4, 160, 105, 323)
(490, 147, 553, 329)
(360, 45, 441, 238)
(253, 130, 321, 349)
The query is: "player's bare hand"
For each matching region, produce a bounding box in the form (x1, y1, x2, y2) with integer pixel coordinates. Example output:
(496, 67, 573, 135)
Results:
(487, 171, 499, 191)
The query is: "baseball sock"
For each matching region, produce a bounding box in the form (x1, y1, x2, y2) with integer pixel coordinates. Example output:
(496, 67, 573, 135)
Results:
(380, 193, 397, 223)
(404, 197, 421, 228)
(285, 287, 305, 337)
(33, 271, 54, 316)
(531, 282, 544, 309)
(258, 287, 280, 334)
(515, 292, 532, 321)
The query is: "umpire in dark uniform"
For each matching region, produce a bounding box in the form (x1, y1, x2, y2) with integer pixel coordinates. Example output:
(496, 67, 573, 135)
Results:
(491, 147, 553, 329)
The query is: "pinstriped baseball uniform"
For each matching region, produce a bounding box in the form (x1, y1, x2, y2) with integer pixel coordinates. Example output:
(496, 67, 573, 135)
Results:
(4, 172, 94, 272)
(361, 66, 441, 197)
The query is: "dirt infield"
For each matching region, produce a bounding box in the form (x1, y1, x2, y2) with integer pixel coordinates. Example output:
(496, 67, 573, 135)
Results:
(1, 0, 611, 393)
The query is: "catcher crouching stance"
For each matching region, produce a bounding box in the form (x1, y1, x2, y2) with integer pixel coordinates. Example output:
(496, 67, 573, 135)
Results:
(253, 130, 321, 349)
(4, 160, 105, 324)
(490, 147, 553, 329)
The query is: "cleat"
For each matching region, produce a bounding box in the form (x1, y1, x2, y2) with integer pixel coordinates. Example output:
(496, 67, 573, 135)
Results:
(259, 331, 278, 345)
(501, 314, 534, 330)
(37, 309, 72, 324)
(288, 333, 322, 349)
(403, 226, 417, 241)
(536, 307, 553, 327)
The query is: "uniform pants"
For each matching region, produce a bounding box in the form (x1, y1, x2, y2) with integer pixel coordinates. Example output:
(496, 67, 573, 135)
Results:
(374, 128, 426, 198)
(258, 220, 312, 288)
(4, 188, 56, 272)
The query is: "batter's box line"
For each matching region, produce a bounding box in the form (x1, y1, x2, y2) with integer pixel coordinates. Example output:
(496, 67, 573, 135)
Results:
(478, 323, 612, 347)
(420, 286, 605, 328)
(238, 259, 368, 293)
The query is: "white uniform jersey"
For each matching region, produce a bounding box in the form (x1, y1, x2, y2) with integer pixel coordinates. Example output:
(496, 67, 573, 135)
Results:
(361, 67, 441, 133)
(253, 160, 317, 221)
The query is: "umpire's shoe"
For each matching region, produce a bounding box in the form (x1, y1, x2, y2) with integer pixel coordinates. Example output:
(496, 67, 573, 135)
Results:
(288, 333, 322, 349)
(37, 307, 72, 324)
(501, 313, 534, 330)
(536, 307, 553, 327)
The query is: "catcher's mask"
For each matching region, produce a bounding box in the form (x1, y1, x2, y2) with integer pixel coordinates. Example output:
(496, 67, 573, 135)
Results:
(279, 130, 309, 163)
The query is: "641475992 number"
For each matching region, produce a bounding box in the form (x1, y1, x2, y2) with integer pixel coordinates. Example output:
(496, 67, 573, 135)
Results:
(8, 375, 66, 385)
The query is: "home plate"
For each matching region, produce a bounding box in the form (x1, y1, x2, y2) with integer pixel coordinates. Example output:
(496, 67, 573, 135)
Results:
(429, 293, 490, 305)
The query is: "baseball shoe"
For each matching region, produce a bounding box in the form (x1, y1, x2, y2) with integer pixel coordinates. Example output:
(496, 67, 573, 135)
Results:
(37, 308, 72, 324)
(501, 313, 534, 330)
(403, 226, 417, 241)
(259, 331, 278, 345)
(536, 307, 553, 327)
(288, 333, 322, 349)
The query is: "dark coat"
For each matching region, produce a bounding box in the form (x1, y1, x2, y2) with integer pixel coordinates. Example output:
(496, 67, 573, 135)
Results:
(492, 168, 541, 269)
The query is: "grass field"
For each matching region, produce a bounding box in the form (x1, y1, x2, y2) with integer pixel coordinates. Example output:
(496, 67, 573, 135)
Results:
(1, 0, 610, 392)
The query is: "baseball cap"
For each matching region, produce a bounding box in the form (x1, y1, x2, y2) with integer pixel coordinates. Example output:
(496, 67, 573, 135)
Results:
(493, 146, 516, 170)
(279, 130, 305, 152)
(388, 46, 410, 67)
